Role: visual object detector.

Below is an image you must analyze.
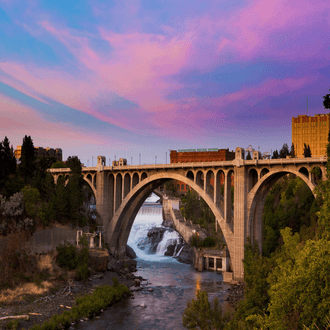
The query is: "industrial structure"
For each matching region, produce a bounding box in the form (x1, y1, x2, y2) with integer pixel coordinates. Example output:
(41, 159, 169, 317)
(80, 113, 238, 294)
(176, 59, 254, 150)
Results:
(292, 113, 330, 157)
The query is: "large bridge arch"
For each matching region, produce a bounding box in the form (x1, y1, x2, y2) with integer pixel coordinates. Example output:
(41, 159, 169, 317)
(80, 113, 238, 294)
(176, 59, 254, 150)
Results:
(247, 168, 317, 253)
(105, 172, 234, 259)
(82, 174, 98, 202)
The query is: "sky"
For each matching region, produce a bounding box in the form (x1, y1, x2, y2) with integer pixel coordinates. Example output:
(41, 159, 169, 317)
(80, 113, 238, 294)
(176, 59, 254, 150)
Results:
(0, 0, 329, 166)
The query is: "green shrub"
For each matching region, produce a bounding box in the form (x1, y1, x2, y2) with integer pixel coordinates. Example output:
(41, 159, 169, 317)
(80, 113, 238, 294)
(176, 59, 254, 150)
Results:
(182, 290, 229, 329)
(202, 237, 216, 248)
(75, 264, 90, 281)
(28, 284, 130, 330)
(190, 234, 199, 248)
(56, 242, 77, 270)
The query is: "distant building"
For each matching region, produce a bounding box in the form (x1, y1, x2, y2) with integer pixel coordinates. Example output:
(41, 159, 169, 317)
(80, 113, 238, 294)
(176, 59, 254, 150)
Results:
(292, 114, 330, 157)
(170, 148, 235, 195)
(112, 158, 127, 166)
(14, 146, 62, 162)
(170, 148, 235, 163)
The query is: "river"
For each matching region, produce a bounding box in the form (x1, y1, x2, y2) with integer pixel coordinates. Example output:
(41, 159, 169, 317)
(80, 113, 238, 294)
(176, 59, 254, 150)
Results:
(79, 194, 231, 330)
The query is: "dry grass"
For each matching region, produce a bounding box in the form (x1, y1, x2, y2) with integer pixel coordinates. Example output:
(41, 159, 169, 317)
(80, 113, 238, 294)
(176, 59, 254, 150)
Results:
(0, 281, 53, 304)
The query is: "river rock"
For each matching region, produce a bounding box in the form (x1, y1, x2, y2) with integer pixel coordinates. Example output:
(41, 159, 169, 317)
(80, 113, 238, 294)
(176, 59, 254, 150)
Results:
(126, 245, 137, 259)
(176, 245, 193, 265)
(162, 220, 173, 228)
(164, 244, 176, 256)
(88, 249, 109, 272)
(134, 278, 141, 287)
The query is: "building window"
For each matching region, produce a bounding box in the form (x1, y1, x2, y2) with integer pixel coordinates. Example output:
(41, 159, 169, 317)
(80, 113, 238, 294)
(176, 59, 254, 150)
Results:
(181, 184, 184, 190)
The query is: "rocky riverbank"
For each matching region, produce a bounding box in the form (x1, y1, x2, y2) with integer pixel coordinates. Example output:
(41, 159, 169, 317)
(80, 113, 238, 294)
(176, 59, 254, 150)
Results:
(0, 250, 143, 330)
(225, 282, 245, 308)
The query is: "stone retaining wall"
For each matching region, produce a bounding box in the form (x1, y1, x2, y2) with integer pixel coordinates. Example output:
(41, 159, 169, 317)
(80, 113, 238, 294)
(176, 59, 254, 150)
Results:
(162, 197, 206, 244)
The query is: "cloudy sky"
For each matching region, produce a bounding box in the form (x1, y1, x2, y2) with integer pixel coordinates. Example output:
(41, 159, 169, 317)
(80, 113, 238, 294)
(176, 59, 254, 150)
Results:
(0, 0, 329, 165)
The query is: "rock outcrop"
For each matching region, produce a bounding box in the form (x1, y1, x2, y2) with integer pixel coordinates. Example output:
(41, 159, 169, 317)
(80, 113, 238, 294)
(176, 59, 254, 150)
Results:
(88, 249, 109, 272)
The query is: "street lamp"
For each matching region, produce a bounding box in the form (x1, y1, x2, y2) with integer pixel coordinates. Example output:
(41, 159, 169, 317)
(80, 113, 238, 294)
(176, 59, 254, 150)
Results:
(92, 156, 94, 167)
(87, 159, 89, 167)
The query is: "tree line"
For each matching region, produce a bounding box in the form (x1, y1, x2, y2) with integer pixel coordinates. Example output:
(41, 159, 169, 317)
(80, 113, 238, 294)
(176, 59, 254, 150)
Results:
(0, 135, 97, 235)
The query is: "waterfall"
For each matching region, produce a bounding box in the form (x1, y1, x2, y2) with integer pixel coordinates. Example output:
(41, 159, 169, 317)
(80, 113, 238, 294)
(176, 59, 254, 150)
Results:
(127, 193, 182, 261)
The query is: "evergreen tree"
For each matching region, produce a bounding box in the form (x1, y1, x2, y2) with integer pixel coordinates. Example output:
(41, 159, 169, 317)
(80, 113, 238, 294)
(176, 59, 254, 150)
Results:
(65, 156, 85, 225)
(303, 143, 312, 157)
(246, 151, 252, 160)
(279, 143, 290, 158)
(2, 136, 16, 177)
(19, 135, 36, 181)
(272, 150, 279, 159)
(323, 89, 330, 109)
(290, 143, 295, 158)
(0, 137, 17, 195)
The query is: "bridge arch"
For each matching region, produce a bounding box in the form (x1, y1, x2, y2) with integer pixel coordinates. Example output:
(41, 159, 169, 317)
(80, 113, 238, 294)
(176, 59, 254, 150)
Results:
(82, 174, 98, 202)
(132, 172, 139, 188)
(247, 168, 316, 253)
(105, 172, 234, 259)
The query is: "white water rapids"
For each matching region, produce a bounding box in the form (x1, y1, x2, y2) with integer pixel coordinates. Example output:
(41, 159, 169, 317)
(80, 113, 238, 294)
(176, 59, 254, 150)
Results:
(127, 193, 183, 261)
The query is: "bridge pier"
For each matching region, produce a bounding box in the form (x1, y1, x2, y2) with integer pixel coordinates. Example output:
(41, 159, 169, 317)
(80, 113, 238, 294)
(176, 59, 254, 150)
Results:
(233, 165, 248, 281)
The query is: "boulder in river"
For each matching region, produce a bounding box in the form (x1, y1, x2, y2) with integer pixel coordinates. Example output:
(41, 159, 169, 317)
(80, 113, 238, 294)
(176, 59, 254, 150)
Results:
(164, 244, 176, 256)
(126, 245, 137, 259)
(176, 245, 193, 265)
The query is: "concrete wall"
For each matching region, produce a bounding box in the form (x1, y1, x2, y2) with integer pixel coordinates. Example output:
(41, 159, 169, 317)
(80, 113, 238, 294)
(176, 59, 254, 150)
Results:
(162, 197, 206, 244)
(0, 226, 88, 254)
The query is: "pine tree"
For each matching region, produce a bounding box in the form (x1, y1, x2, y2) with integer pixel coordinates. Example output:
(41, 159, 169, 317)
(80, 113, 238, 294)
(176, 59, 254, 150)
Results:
(20, 135, 36, 181)
(279, 143, 290, 158)
(272, 150, 279, 159)
(303, 143, 312, 157)
(290, 143, 295, 158)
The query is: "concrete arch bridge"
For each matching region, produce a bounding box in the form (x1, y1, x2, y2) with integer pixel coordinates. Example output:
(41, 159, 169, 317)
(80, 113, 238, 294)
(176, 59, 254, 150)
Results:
(49, 148, 327, 281)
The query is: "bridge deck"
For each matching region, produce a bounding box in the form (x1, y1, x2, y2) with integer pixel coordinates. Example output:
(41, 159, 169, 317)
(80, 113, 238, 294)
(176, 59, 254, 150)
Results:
(49, 156, 327, 173)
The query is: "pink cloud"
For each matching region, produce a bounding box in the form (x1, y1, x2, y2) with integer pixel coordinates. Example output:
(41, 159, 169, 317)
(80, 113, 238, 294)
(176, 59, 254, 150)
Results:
(209, 75, 319, 111)
(3, 0, 329, 141)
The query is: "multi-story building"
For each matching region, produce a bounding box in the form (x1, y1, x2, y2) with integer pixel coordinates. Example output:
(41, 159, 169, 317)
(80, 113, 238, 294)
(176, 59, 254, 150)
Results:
(169, 148, 235, 195)
(170, 148, 235, 163)
(14, 146, 63, 162)
(292, 114, 330, 157)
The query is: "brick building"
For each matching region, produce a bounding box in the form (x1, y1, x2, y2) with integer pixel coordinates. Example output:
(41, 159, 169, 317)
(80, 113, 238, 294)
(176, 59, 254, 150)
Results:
(170, 148, 235, 195)
(170, 148, 235, 163)
(292, 114, 330, 157)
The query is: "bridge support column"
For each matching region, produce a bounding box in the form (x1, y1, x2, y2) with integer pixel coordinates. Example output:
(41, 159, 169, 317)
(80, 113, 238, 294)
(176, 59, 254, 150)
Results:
(233, 166, 248, 281)
(95, 170, 110, 227)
